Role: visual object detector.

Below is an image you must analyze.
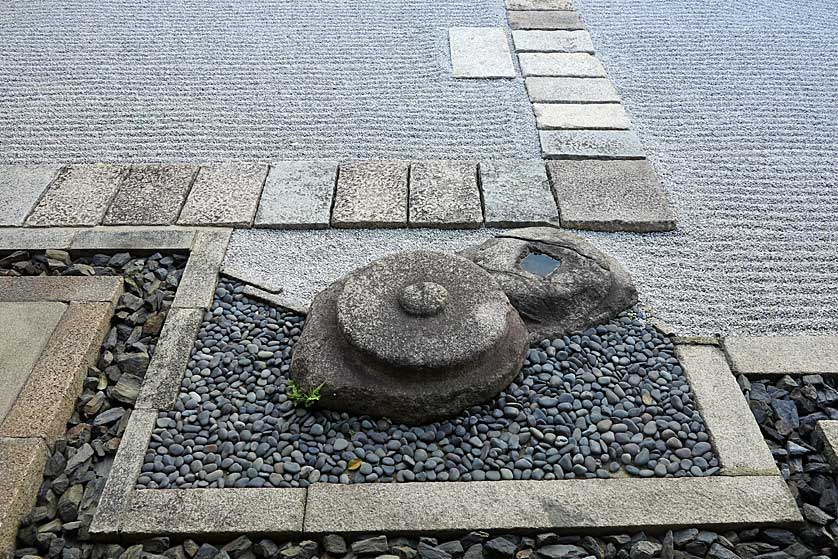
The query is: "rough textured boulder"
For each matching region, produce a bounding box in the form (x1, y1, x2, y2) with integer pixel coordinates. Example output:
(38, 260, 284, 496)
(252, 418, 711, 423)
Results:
(460, 227, 637, 340)
(290, 250, 528, 425)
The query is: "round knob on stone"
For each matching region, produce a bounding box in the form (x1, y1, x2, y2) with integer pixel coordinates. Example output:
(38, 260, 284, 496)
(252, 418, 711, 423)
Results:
(399, 281, 449, 317)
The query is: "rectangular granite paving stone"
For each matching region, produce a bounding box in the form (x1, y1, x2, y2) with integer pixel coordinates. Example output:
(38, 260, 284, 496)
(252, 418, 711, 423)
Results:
(676, 344, 778, 476)
(448, 27, 516, 78)
(0, 302, 113, 444)
(533, 103, 631, 129)
(25, 164, 128, 227)
(512, 30, 594, 53)
(0, 302, 66, 424)
(519, 53, 606, 77)
(409, 161, 482, 228)
(103, 163, 199, 225)
(118, 488, 307, 537)
(0, 227, 80, 250)
(506, 0, 574, 9)
(172, 229, 232, 309)
(480, 160, 558, 227)
(0, 277, 123, 304)
(0, 437, 49, 557)
(547, 159, 675, 231)
(724, 336, 838, 375)
(507, 10, 584, 30)
(305, 476, 800, 534)
(70, 226, 195, 251)
(178, 163, 269, 227)
(90, 410, 157, 535)
(540, 130, 646, 160)
(331, 161, 409, 228)
(136, 308, 204, 410)
(449, 27, 516, 78)
(526, 77, 621, 103)
(255, 161, 338, 228)
(0, 165, 62, 226)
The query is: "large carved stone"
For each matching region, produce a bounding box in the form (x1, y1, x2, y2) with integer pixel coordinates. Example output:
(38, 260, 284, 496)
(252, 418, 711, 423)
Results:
(289, 250, 528, 425)
(460, 226, 637, 340)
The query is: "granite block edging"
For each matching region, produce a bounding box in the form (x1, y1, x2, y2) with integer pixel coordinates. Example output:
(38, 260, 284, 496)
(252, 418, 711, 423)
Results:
(172, 229, 233, 309)
(0, 437, 50, 557)
(723, 336, 838, 376)
(0, 276, 123, 305)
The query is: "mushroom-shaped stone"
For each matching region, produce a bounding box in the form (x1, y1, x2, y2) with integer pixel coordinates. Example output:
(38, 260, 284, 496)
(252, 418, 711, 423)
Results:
(289, 250, 528, 424)
(460, 226, 638, 340)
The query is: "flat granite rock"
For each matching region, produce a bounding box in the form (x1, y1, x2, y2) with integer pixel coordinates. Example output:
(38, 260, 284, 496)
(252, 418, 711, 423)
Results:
(512, 30, 594, 54)
(104, 164, 198, 225)
(518, 53, 606, 77)
(534, 103, 631, 130)
(460, 226, 638, 340)
(449, 27, 516, 79)
(178, 162, 268, 226)
(0, 165, 62, 226)
(480, 160, 558, 227)
(255, 160, 337, 228)
(291, 251, 528, 424)
(539, 130, 645, 159)
(547, 159, 675, 231)
(525, 77, 620, 103)
(331, 161, 409, 228)
(409, 161, 482, 228)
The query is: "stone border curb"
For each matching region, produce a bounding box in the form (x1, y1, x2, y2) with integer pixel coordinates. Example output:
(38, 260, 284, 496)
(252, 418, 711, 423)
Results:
(91, 338, 800, 538)
(0, 437, 50, 557)
(303, 475, 800, 535)
(172, 229, 233, 309)
(135, 308, 204, 410)
(676, 345, 777, 476)
(723, 335, 838, 376)
(815, 420, 838, 472)
(0, 276, 123, 305)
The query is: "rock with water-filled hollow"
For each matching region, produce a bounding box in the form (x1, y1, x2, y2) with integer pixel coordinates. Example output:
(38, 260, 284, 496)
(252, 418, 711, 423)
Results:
(289, 250, 528, 424)
(460, 226, 637, 340)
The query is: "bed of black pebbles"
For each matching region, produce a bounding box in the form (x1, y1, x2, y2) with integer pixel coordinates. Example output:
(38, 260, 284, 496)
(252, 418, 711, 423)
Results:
(5, 252, 837, 558)
(138, 278, 719, 489)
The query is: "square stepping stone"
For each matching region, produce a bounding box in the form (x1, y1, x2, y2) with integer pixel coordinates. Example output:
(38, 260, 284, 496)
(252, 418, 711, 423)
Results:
(539, 129, 645, 159)
(526, 77, 621, 103)
(512, 30, 594, 53)
(507, 10, 584, 30)
(104, 164, 198, 225)
(332, 161, 409, 228)
(449, 27, 516, 78)
(255, 160, 338, 229)
(533, 103, 631, 129)
(519, 52, 606, 77)
(0, 165, 61, 226)
(25, 164, 127, 227)
(409, 161, 482, 228)
(724, 335, 838, 375)
(480, 160, 558, 226)
(178, 163, 268, 226)
(547, 159, 675, 232)
(506, 0, 574, 9)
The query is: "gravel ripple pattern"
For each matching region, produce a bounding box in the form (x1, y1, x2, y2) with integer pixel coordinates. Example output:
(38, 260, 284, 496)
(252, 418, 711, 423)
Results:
(0, 0, 539, 161)
(138, 279, 718, 489)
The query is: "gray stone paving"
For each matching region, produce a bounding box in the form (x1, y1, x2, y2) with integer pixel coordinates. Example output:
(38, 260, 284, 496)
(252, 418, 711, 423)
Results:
(255, 161, 337, 229)
(178, 163, 268, 227)
(449, 27, 516, 79)
(0, 0, 540, 162)
(518, 53, 607, 77)
(525, 77, 621, 103)
(506, 0, 575, 9)
(0, 165, 60, 226)
(507, 10, 584, 30)
(724, 336, 838, 375)
(512, 30, 594, 54)
(103, 164, 197, 225)
(540, 130, 645, 159)
(479, 160, 558, 226)
(408, 161, 482, 228)
(0, 302, 65, 423)
(548, 159, 675, 231)
(25, 164, 126, 227)
(332, 161, 409, 228)
(533, 103, 630, 129)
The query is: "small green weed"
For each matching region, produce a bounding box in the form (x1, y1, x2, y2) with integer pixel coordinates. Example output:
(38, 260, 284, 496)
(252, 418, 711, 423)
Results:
(286, 380, 325, 408)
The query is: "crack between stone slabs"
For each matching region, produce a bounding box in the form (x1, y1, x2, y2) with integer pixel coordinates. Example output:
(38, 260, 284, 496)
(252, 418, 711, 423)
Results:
(248, 163, 272, 229)
(405, 161, 411, 226)
(475, 161, 486, 225)
(20, 165, 66, 227)
(98, 164, 134, 226)
(172, 165, 202, 226)
(328, 162, 342, 228)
